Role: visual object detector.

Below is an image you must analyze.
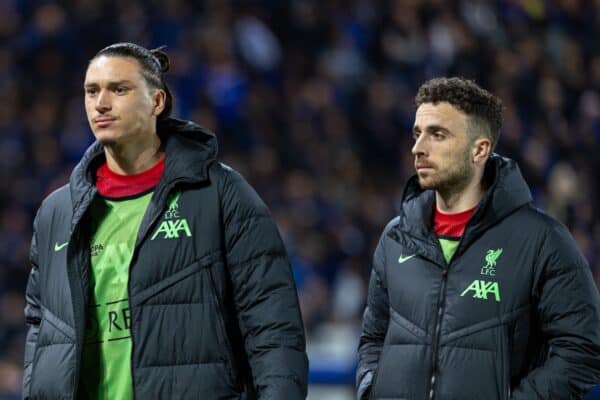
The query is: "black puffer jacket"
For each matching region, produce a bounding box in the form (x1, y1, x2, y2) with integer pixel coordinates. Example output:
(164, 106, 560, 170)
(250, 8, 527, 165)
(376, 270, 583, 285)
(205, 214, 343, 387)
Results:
(357, 155, 600, 400)
(23, 118, 308, 399)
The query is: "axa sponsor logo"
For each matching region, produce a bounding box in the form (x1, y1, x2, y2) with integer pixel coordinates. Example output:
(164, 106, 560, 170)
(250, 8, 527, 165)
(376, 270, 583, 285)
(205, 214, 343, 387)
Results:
(151, 219, 192, 240)
(151, 191, 192, 240)
(460, 280, 501, 302)
(461, 248, 504, 302)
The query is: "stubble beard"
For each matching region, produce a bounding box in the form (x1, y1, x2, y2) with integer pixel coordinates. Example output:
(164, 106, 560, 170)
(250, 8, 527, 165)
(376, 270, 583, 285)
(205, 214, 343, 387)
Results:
(97, 137, 118, 147)
(418, 147, 474, 198)
(92, 124, 119, 147)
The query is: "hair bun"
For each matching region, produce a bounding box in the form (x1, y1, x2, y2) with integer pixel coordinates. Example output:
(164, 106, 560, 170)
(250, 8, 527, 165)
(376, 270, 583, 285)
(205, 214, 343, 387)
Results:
(151, 46, 170, 73)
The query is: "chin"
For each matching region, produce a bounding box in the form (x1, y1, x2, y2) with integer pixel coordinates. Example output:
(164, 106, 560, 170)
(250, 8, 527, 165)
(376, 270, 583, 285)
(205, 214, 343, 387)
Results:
(95, 135, 121, 147)
(97, 137, 118, 147)
(417, 172, 432, 187)
(419, 174, 447, 191)
(417, 177, 434, 190)
(93, 130, 121, 146)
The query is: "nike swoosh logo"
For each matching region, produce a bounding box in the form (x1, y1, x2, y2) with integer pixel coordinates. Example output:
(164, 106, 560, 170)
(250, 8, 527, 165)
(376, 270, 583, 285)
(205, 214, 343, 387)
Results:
(398, 254, 416, 264)
(54, 241, 68, 252)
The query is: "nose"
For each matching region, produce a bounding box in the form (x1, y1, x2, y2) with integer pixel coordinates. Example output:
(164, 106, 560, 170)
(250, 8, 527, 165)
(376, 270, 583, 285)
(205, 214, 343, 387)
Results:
(411, 134, 427, 157)
(95, 89, 112, 113)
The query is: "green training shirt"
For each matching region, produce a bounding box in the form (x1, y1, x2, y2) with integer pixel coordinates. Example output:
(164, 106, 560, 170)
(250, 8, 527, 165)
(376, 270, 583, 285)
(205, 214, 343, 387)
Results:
(438, 237, 460, 264)
(79, 192, 152, 400)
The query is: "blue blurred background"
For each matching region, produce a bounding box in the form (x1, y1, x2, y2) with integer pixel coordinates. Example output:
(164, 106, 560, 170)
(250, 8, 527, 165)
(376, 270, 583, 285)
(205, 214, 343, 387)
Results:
(0, 0, 599, 399)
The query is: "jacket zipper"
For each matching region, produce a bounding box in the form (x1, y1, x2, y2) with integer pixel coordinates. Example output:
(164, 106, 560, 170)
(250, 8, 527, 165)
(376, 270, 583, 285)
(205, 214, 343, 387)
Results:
(66, 186, 100, 400)
(68, 226, 91, 400)
(427, 267, 448, 400)
(426, 212, 477, 400)
(505, 325, 512, 400)
(128, 278, 137, 400)
(387, 229, 451, 400)
(128, 180, 192, 399)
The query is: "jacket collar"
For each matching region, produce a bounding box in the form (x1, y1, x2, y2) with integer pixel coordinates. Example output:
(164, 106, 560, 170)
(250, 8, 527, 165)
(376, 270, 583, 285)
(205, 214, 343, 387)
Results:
(158, 117, 218, 185)
(68, 117, 218, 229)
(391, 154, 533, 263)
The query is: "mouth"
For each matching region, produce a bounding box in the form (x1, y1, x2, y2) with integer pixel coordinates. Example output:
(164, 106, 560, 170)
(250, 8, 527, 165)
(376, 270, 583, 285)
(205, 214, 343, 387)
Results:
(94, 117, 117, 128)
(415, 164, 435, 171)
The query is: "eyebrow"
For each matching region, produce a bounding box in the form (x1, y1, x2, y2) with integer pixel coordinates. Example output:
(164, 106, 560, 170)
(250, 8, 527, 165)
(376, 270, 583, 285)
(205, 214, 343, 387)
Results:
(84, 80, 135, 89)
(412, 124, 451, 134)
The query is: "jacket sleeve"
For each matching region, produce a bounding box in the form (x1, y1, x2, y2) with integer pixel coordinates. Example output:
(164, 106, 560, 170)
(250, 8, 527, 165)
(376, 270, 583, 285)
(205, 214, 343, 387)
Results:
(511, 223, 600, 400)
(220, 168, 308, 399)
(23, 212, 42, 399)
(356, 233, 390, 400)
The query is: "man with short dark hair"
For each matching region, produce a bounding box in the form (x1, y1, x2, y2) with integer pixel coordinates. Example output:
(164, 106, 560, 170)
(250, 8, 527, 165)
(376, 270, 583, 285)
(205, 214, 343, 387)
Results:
(357, 77, 600, 400)
(23, 42, 308, 400)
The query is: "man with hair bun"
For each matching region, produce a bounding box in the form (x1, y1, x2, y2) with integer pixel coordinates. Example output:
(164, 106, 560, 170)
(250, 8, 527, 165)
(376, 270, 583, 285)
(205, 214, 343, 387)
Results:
(357, 77, 600, 399)
(22, 42, 308, 399)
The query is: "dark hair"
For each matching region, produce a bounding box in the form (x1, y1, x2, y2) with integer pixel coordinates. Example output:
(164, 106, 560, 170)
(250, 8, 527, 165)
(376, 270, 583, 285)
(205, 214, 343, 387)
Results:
(91, 42, 173, 120)
(415, 77, 503, 149)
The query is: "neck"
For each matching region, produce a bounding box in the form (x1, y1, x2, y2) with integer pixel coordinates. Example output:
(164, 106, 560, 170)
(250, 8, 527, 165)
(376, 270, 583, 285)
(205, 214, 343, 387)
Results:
(436, 172, 485, 214)
(104, 134, 163, 175)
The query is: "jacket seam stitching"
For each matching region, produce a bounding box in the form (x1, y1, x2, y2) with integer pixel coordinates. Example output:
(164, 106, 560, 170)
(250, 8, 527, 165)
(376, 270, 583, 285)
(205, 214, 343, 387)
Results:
(226, 213, 270, 230)
(35, 342, 72, 349)
(137, 361, 225, 369)
(227, 251, 286, 269)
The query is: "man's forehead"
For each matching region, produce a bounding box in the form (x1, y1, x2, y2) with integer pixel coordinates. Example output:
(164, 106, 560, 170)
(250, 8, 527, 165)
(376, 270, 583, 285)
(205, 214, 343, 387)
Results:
(84, 56, 142, 84)
(414, 102, 467, 127)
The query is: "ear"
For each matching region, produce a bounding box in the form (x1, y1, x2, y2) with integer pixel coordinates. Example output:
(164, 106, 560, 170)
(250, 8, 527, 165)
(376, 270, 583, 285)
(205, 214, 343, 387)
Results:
(151, 89, 166, 116)
(472, 137, 491, 164)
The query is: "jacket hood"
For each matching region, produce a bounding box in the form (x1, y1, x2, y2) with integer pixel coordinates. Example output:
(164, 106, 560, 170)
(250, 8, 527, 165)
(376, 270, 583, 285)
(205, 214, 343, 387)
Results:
(393, 154, 532, 263)
(68, 117, 218, 228)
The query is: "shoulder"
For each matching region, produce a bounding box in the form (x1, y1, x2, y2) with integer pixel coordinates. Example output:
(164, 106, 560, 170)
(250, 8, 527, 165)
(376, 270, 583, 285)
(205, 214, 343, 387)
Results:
(513, 205, 575, 243)
(209, 162, 268, 215)
(31, 184, 73, 261)
(369, 216, 401, 278)
(515, 205, 588, 270)
(382, 216, 401, 236)
(377, 216, 401, 252)
(35, 184, 73, 224)
(209, 162, 246, 188)
(379, 215, 404, 246)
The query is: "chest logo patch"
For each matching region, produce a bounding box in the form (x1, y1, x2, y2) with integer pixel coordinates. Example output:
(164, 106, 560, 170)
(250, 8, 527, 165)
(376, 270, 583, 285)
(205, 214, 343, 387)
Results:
(151, 191, 192, 240)
(480, 248, 503, 276)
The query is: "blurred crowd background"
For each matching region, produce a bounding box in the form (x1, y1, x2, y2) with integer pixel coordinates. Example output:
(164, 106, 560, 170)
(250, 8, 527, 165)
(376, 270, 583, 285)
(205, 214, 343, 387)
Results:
(0, 0, 599, 398)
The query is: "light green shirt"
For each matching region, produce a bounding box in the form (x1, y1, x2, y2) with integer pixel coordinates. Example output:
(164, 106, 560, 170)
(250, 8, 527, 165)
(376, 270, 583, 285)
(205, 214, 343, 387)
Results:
(439, 237, 460, 264)
(79, 192, 152, 400)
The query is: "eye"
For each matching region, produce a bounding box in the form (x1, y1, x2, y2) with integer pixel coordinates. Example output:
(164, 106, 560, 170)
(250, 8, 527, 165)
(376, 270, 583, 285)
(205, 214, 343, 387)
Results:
(432, 131, 445, 140)
(85, 87, 98, 96)
(412, 131, 420, 140)
(115, 86, 128, 95)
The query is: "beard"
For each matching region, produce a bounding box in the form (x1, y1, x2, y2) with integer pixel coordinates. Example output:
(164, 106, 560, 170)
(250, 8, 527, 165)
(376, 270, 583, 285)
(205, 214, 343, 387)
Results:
(417, 146, 475, 196)
(97, 137, 118, 147)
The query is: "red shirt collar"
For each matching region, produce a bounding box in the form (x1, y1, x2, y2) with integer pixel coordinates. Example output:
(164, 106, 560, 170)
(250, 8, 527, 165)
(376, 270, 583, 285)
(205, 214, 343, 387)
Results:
(96, 158, 165, 198)
(433, 206, 475, 237)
